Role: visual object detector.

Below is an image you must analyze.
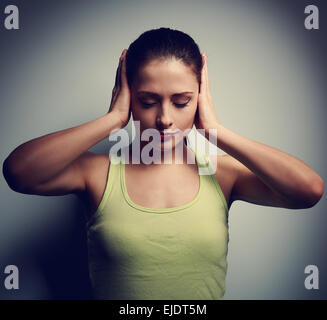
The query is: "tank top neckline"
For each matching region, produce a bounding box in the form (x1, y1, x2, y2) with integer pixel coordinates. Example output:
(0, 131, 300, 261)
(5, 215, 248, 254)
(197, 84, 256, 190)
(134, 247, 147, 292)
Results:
(120, 147, 206, 214)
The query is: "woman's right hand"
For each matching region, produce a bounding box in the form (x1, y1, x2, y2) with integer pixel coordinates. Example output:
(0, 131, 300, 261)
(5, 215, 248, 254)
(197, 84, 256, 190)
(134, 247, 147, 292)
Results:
(108, 49, 132, 129)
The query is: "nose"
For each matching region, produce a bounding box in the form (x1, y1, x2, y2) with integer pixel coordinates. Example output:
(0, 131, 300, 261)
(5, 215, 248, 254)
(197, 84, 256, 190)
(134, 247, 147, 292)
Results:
(156, 104, 173, 130)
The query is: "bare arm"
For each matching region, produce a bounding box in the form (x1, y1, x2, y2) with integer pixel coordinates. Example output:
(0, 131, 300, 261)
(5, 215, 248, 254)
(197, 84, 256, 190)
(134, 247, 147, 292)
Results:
(2, 113, 123, 193)
(210, 125, 324, 209)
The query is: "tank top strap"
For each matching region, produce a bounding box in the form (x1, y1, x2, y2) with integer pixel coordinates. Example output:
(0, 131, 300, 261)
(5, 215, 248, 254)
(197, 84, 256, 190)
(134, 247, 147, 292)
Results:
(190, 147, 228, 212)
(192, 149, 217, 176)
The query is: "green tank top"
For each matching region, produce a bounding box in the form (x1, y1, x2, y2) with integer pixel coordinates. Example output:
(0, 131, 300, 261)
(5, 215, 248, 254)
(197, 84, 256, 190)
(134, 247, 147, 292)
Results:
(86, 146, 229, 300)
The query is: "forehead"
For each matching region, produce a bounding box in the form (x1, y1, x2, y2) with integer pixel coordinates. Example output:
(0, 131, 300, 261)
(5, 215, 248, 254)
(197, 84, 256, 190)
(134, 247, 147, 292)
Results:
(134, 58, 198, 93)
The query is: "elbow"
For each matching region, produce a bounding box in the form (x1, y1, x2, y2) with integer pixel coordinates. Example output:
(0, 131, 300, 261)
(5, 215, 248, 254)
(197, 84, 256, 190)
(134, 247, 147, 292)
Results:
(288, 176, 325, 210)
(2, 158, 25, 192)
(304, 176, 324, 209)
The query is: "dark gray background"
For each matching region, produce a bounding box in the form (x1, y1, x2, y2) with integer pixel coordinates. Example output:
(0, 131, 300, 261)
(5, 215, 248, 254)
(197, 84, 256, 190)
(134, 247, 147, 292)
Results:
(0, 0, 326, 299)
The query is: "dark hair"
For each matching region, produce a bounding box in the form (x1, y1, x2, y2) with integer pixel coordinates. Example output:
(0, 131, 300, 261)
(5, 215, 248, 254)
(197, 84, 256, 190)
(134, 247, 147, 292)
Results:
(126, 27, 202, 90)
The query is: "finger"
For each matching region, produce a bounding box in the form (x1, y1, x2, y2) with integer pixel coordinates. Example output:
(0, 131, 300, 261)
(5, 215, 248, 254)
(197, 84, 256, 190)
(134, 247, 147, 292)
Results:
(200, 53, 206, 94)
(114, 65, 119, 87)
(111, 86, 118, 100)
(204, 54, 210, 91)
(110, 81, 120, 107)
(117, 49, 126, 88)
(203, 54, 212, 100)
(117, 58, 122, 89)
(202, 54, 209, 93)
(120, 50, 128, 89)
(109, 88, 117, 110)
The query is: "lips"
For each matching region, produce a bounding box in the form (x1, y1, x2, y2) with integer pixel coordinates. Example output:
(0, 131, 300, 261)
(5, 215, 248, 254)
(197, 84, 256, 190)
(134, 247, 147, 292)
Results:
(159, 130, 179, 136)
(159, 130, 180, 142)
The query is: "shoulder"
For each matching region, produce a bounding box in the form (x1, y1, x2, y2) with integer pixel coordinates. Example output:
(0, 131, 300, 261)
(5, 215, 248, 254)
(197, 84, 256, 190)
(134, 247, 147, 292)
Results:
(208, 153, 239, 177)
(77, 151, 109, 170)
(77, 151, 110, 188)
(207, 153, 241, 209)
(75, 151, 111, 213)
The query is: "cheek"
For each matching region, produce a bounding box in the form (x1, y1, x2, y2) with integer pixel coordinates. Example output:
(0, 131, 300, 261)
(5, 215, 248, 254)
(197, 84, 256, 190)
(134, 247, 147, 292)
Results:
(187, 99, 198, 118)
(131, 101, 154, 127)
(176, 106, 197, 129)
(130, 96, 142, 120)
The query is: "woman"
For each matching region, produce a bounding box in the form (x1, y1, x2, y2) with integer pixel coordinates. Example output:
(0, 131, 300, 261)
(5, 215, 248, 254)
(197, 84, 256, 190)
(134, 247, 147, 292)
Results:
(2, 28, 324, 300)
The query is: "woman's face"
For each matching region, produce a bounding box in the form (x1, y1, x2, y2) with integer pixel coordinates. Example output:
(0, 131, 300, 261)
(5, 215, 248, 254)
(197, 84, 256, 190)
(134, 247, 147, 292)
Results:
(130, 57, 199, 151)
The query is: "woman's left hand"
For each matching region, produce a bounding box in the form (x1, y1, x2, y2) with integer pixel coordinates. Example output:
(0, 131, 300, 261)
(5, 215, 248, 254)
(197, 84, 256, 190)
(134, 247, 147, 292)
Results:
(194, 53, 220, 132)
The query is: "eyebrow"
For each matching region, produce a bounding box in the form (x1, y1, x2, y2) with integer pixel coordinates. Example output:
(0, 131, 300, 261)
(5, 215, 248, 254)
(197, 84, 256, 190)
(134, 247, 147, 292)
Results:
(137, 91, 194, 97)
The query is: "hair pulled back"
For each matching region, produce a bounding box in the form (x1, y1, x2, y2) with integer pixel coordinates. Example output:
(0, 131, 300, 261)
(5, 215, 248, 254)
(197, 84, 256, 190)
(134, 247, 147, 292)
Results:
(126, 27, 202, 89)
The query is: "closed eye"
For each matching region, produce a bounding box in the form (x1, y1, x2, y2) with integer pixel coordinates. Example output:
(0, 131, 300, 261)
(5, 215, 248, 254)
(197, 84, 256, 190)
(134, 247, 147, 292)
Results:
(174, 103, 189, 107)
(142, 102, 156, 107)
(141, 102, 190, 108)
